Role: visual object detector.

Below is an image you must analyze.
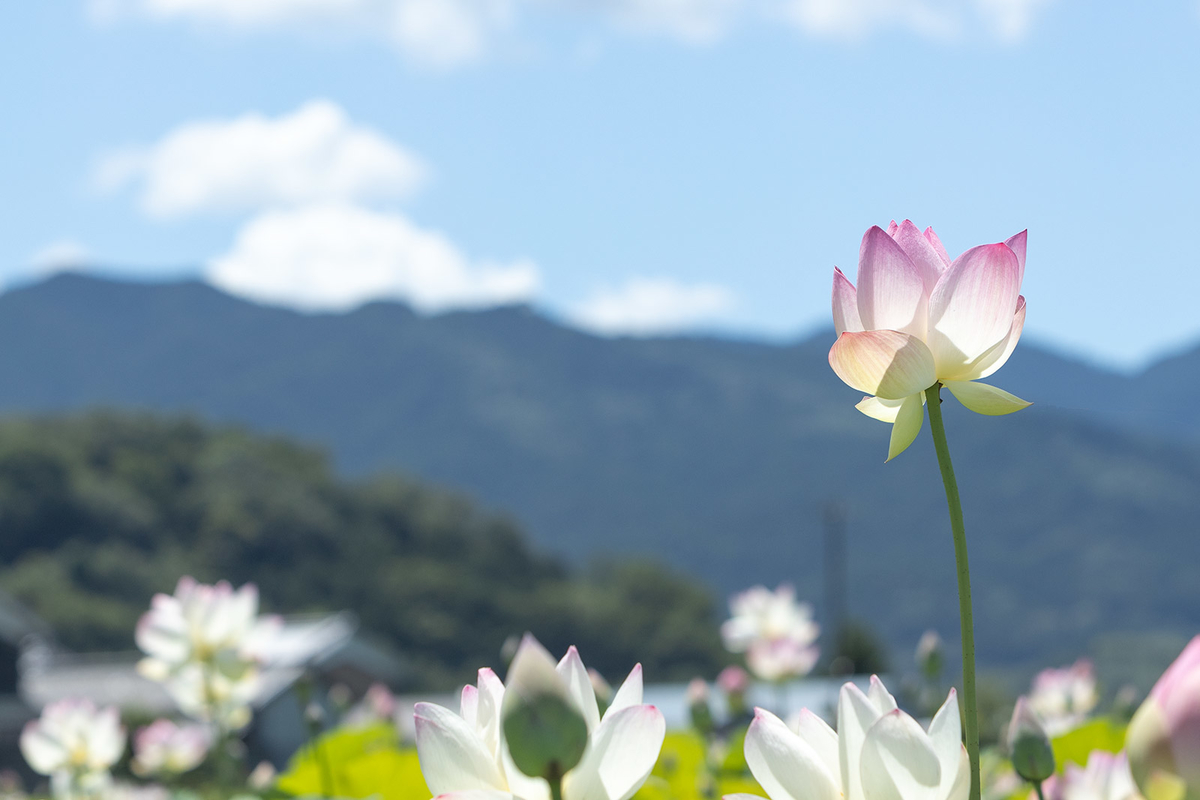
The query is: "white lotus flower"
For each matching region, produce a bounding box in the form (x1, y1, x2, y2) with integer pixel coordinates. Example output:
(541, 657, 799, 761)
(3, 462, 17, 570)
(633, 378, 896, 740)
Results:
(722, 584, 820, 682)
(131, 719, 212, 777)
(135, 577, 278, 729)
(20, 699, 125, 799)
(414, 637, 666, 800)
(725, 676, 968, 800)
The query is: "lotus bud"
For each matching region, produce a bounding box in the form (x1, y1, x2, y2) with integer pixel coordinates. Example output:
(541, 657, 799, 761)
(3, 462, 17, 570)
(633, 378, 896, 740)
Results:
(1127, 636, 1200, 800)
(687, 678, 714, 735)
(501, 634, 589, 781)
(1008, 697, 1055, 783)
(718, 665, 751, 718)
(916, 630, 944, 682)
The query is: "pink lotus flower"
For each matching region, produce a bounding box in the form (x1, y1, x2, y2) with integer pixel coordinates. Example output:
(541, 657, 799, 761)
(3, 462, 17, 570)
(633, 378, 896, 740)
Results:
(1039, 751, 1140, 800)
(131, 719, 211, 777)
(722, 584, 820, 682)
(1127, 636, 1200, 800)
(1026, 659, 1098, 736)
(829, 221, 1030, 460)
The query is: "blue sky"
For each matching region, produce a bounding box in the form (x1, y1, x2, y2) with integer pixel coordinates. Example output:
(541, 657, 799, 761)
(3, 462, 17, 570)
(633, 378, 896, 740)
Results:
(2, 1, 1198, 370)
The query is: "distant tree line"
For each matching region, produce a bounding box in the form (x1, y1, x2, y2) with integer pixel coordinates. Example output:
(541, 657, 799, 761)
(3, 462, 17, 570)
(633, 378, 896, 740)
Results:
(0, 412, 728, 689)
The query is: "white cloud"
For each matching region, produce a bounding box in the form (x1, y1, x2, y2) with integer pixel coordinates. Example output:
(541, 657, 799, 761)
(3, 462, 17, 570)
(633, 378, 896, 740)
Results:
(571, 277, 736, 335)
(94, 0, 514, 67)
(781, 0, 960, 40)
(208, 204, 541, 312)
(95, 100, 427, 219)
(29, 241, 92, 274)
(973, 0, 1052, 42)
(94, 0, 1055, 63)
(574, 0, 748, 43)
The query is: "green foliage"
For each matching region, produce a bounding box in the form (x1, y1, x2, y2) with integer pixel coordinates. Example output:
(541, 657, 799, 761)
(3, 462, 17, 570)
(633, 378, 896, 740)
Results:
(1050, 718, 1127, 769)
(0, 412, 727, 688)
(277, 724, 428, 800)
(276, 726, 763, 800)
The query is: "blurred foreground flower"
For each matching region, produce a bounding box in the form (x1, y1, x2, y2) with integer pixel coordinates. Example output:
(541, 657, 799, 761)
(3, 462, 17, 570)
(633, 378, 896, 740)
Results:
(1127, 636, 1200, 800)
(20, 699, 124, 799)
(136, 577, 279, 730)
(1027, 659, 1098, 736)
(1041, 752, 1140, 800)
(829, 221, 1030, 461)
(131, 719, 211, 777)
(414, 635, 665, 800)
(722, 584, 820, 682)
(726, 676, 968, 800)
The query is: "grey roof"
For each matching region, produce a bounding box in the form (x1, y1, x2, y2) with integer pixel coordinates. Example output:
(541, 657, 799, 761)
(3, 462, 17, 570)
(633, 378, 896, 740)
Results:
(19, 612, 406, 714)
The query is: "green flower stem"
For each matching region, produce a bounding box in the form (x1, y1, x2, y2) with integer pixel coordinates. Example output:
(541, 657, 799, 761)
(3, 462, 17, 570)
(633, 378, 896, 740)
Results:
(548, 770, 565, 800)
(924, 383, 980, 800)
(1035, 780, 1048, 800)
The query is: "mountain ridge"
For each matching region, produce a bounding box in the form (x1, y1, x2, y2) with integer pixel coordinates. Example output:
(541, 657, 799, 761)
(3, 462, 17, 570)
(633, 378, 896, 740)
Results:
(2, 272, 1198, 672)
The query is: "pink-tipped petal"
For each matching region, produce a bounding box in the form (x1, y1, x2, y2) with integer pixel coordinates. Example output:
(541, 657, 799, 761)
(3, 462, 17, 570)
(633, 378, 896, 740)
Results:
(556, 646, 601, 732)
(886, 393, 925, 462)
(894, 220, 945, 294)
(973, 296, 1026, 380)
(1005, 230, 1027, 286)
(563, 705, 665, 800)
(887, 220, 899, 236)
(829, 331, 936, 401)
(744, 708, 840, 800)
(833, 268, 863, 336)
(414, 703, 507, 795)
(942, 381, 1031, 416)
(927, 243, 1021, 378)
(924, 227, 952, 269)
(857, 227, 928, 337)
(607, 664, 644, 719)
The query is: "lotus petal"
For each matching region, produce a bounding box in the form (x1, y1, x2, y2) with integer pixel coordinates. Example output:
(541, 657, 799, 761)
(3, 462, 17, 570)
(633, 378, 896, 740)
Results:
(856, 396, 904, 423)
(557, 647, 602, 732)
(924, 228, 952, 269)
(860, 711, 943, 800)
(606, 664, 643, 720)
(973, 296, 1026, 380)
(893, 220, 944, 294)
(887, 394, 924, 462)
(839, 683, 889, 800)
(415, 702, 507, 795)
(857, 226, 928, 338)
(833, 268, 863, 336)
(792, 708, 841, 785)
(829, 331, 936, 401)
(745, 709, 841, 800)
(942, 381, 1031, 416)
(563, 705, 665, 800)
(927, 243, 1021, 378)
(1005, 230, 1027, 286)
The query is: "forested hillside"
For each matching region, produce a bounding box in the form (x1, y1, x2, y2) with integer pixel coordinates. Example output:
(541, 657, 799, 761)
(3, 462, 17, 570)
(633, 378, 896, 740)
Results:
(1, 274, 1199, 673)
(0, 413, 726, 689)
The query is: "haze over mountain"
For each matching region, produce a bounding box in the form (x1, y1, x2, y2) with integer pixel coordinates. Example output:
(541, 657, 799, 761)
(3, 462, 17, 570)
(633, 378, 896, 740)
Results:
(2, 273, 1197, 672)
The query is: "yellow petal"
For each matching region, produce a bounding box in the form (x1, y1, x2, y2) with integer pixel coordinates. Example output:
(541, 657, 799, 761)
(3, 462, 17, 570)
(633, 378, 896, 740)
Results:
(887, 394, 925, 462)
(942, 380, 1031, 416)
(829, 331, 936, 400)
